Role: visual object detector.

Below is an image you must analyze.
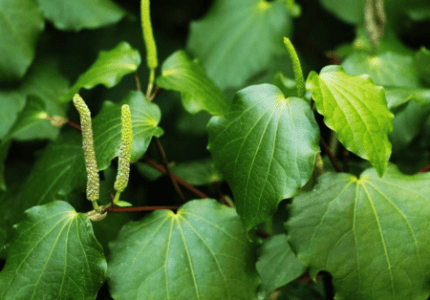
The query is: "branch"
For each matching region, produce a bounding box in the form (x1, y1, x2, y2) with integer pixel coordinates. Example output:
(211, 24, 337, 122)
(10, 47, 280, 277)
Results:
(320, 137, 342, 172)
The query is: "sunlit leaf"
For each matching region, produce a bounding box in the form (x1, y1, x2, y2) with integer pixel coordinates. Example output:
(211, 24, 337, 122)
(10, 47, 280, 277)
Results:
(107, 199, 260, 299)
(207, 84, 320, 234)
(286, 164, 430, 300)
(0, 201, 107, 299)
(307, 65, 394, 177)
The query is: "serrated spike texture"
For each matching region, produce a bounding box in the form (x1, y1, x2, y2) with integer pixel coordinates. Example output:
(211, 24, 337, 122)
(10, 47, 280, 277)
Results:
(114, 105, 133, 192)
(73, 94, 99, 201)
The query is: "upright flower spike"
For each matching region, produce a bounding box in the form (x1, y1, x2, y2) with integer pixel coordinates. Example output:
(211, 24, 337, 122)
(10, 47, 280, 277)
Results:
(141, 0, 158, 97)
(73, 94, 100, 203)
(284, 37, 305, 99)
(114, 105, 133, 193)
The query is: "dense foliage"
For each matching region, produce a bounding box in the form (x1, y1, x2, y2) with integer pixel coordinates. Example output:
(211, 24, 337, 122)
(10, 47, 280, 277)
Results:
(0, 0, 430, 299)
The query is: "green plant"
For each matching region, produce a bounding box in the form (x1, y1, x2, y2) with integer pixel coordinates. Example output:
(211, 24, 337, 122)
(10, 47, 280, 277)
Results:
(1, 0, 430, 299)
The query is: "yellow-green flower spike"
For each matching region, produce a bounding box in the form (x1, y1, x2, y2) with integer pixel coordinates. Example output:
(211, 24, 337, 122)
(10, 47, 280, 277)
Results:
(73, 94, 100, 202)
(284, 37, 305, 99)
(114, 105, 133, 193)
(141, 0, 158, 74)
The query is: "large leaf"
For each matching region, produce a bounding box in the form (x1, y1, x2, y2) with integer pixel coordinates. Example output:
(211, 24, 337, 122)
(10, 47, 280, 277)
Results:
(207, 84, 320, 234)
(285, 164, 430, 300)
(187, 0, 292, 89)
(416, 46, 430, 87)
(0, 0, 44, 82)
(307, 65, 394, 177)
(256, 234, 306, 299)
(342, 51, 421, 88)
(0, 201, 107, 299)
(107, 199, 260, 299)
(385, 87, 430, 113)
(0, 91, 26, 139)
(58, 42, 141, 102)
(36, 0, 125, 31)
(156, 50, 229, 115)
(319, 0, 365, 24)
(92, 91, 164, 170)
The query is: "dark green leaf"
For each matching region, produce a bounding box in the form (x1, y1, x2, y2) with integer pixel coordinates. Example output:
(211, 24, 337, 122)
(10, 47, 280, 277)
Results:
(107, 199, 260, 299)
(0, 201, 107, 300)
(36, 0, 125, 31)
(416, 46, 430, 87)
(58, 42, 141, 102)
(319, 0, 365, 24)
(0, 91, 26, 139)
(207, 84, 320, 234)
(187, 0, 292, 89)
(286, 164, 430, 300)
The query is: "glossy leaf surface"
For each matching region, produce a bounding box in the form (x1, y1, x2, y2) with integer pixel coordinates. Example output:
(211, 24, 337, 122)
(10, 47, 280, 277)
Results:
(207, 84, 320, 234)
(286, 164, 430, 300)
(256, 234, 306, 298)
(156, 50, 229, 115)
(307, 65, 393, 177)
(58, 42, 141, 102)
(92, 91, 163, 170)
(107, 199, 260, 300)
(187, 0, 292, 89)
(0, 201, 106, 300)
(37, 0, 125, 31)
(0, 0, 44, 81)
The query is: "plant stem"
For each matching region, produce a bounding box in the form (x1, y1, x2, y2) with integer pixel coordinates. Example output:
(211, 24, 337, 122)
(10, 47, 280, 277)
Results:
(134, 71, 141, 92)
(153, 137, 186, 202)
(284, 37, 305, 98)
(107, 205, 179, 213)
(343, 147, 349, 173)
(320, 137, 342, 172)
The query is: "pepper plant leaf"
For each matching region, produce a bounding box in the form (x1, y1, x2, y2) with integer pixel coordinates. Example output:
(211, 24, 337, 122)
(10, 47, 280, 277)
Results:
(0, 201, 107, 300)
(187, 0, 292, 89)
(285, 164, 430, 300)
(207, 84, 320, 235)
(156, 50, 229, 115)
(107, 199, 260, 300)
(307, 65, 394, 177)
(58, 42, 141, 102)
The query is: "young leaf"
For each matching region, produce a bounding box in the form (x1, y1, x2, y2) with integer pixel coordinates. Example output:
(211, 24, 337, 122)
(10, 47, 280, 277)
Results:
(0, 201, 107, 299)
(207, 84, 320, 236)
(187, 0, 292, 89)
(286, 164, 430, 300)
(107, 199, 260, 299)
(307, 65, 394, 177)
(58, 42, 141, 102)
(156, 50, 229, 115)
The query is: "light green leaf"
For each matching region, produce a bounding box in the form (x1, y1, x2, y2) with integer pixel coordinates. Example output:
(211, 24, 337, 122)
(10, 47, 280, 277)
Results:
(256, 234, 306, 298)
(0, 201, 107, 300)
(385, 87, 430, 113)
(0, 0, 44, 82)
(58, 42, 141, 102)
(36, 0, 125, 31)
(187, 0, 292, 89)
(416, 46, 430, 87)
(107, 199, 260, 300)
(156, 50, 229, 115)
(92, 91, 163, 170)
(286, 164, 430, 300)
(342, 51, 421, 88)
(319, 0, 365, 24)
(307, 65, 394, 177)
(207, 84, 320, 234)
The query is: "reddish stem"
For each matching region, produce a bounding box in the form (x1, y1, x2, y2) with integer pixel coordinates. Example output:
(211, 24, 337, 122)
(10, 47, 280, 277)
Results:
(320, 137, 342, 172)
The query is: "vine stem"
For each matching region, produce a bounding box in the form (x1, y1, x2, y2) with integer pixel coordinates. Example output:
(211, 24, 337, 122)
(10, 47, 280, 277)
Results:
(153, 137, 186, 202)
(320, 137, 342, 172)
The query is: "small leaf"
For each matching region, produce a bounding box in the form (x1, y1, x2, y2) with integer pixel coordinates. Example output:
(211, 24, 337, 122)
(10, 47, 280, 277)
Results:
(156, 50, 229, 115)
(319, 0, 365, 24)
(115, 200, 132, 207)
(36, 0, 125, 31)
(207, 84, 320, 235)
(58, 42, 141, 102)
(107, 199, 260, 299)
(0, 201, 107, 299)
(307, 65, 393, 177)
(286, 164, 430, 300)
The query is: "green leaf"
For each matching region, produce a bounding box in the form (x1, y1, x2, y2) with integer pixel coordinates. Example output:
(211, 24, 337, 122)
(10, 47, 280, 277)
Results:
(0, 0, 44, 82)
(385, 87, 430, 113)
(156, 50, 230, 115)
(319, 0, 365, 24)
(107, 199, 260, 299)
(285, 164, 430, 300)
(416, 46, 430, 87)
(58, 42, 141, 102)
(256, 234, 306, 298)
(0, 91, 26, 139)
(406, 3, 430, 21)
(207, 84, 320, 234)
(307, 65, 394, 177)
(187, 0, 292, 89)
(272, 72, 312, 103)
(0, 140, 11, 191)
(36, 0, 125, 31)
(0, 201, 107, 299)
(92, 91, 163, 170)
(342, 51, 421, 88)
